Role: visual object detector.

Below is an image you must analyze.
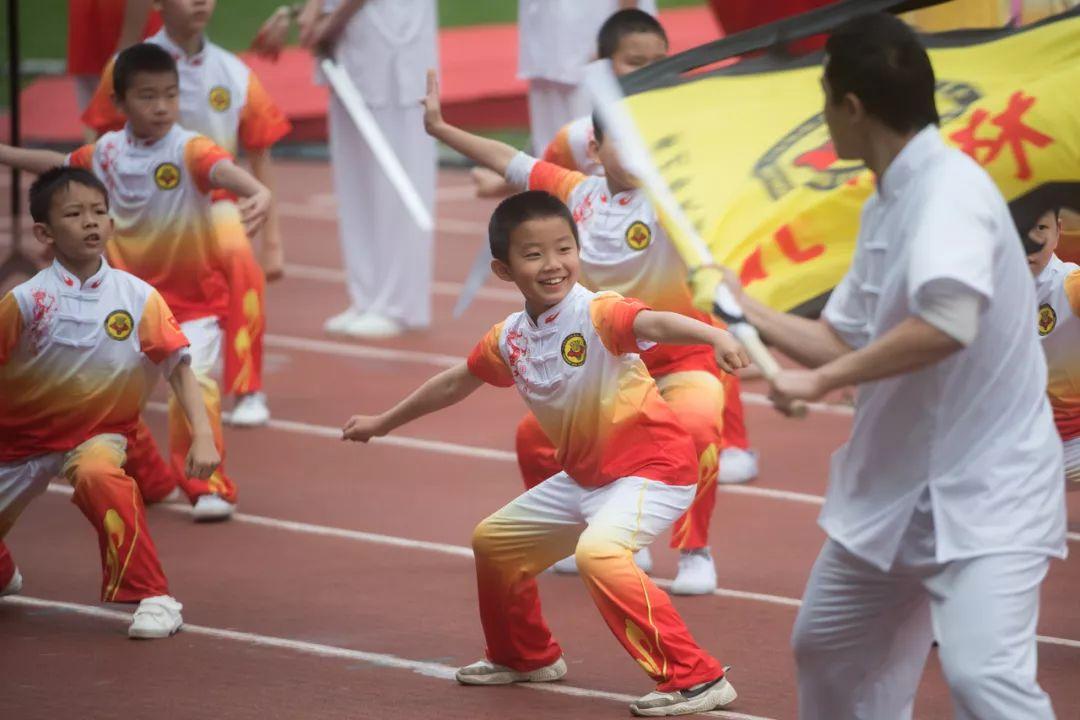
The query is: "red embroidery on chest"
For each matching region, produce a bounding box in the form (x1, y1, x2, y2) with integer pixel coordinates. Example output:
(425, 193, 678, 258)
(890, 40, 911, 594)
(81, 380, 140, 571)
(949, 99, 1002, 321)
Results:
(28, 289, 57, 354)
(506, 330, 528, 378)
(573, 193, 595, 224)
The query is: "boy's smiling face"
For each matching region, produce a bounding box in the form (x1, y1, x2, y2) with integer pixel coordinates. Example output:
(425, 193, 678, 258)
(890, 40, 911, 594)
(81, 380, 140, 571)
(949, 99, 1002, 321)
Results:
(117, 70, 179, 141)
(491, 215, 581, 317)
(33, 182, 113, 270)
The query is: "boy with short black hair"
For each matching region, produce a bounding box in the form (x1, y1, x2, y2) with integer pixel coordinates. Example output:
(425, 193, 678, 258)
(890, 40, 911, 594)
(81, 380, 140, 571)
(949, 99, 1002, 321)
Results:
(343, 190, 746, 717)
(83, 0, 292, 427)
(0, 42, 271, 522)
(427, 72, 735, 594)
(0, 167, 218, 638)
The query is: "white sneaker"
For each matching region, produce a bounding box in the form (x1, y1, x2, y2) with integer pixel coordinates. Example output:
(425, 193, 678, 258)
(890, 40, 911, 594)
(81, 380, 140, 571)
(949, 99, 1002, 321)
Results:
(630, 675, 737, 716)
(161, 487, 185, 504)
(718, 447, 759, 484)
(128, 595, 183, 639)
(455, 656, 567, 685)
(323, 307, 362, 334)
(192, 494, 235, 522)
(342, 312, 404, 339)
(551, 555, 578, 574)
(670, 548, 717, 596)
(1, 567, 23, 597)
(229, 392, 270, 427)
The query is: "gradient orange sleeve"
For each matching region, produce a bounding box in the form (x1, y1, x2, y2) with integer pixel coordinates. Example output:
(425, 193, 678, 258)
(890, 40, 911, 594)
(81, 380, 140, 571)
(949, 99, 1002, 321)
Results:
(1065, 271, 1080, 317)
(68, 143, 96, 170)
(81, 58, 126, 135)
(238, 72, 292, 152)
(467, 322, 515, 387)
(527, 160, 587, 204)
(184, 137, 233, 195)
(541, 124, 576, 170)
(590, 294, 650, 355)
(0, 293, 22, 365)
(138, 290, 190, 365)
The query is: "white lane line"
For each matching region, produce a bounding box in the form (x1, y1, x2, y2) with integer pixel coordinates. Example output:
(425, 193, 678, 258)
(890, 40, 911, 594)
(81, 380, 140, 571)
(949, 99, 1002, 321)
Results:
(281, 263, 520, 304)
(2, 595, 775, 720)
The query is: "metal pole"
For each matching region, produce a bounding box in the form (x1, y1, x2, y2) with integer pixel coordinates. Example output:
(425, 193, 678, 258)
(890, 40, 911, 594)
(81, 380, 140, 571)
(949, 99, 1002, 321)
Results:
(8, 0, 19, 237)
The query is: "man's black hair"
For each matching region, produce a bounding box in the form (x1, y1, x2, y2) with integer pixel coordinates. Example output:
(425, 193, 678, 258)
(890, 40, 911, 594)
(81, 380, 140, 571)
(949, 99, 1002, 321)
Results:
(488, 191, 579, 264)
(112, 42, 179, 99)
(29, 167, 110, 224)
(597, 9, 668, 59)
(824, 12, 939, 134)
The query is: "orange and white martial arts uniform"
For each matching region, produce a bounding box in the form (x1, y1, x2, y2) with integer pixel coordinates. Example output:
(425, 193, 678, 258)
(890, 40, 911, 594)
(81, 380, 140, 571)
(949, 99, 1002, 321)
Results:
(67, 124, 238, 505)
(505, 152, 728, 551)
(1034, 255, 1080, 486)
(0, 260, 188, 601)
(82, 29, 292, 401)
(467, 284, 725, 689)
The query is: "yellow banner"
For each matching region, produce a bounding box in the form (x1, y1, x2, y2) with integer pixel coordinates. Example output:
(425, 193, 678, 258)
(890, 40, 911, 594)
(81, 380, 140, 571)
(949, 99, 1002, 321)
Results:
(624, 11, 1080, 312)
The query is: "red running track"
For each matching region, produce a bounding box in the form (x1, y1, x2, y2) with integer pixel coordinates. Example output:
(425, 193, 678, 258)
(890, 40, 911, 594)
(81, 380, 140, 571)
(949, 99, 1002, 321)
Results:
(1, 164, 1078, 720)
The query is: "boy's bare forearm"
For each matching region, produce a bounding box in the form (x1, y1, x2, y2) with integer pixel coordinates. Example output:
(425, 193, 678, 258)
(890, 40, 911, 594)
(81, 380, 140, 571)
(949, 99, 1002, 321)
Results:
(211, 160, 269, 199)
(168, 362, 214, 439)
(0, 145, 67, 175)
(427, 121, 519, 177)
(738, 292, 851, 368)
(378, 363, 484, 434)
(632, 309, 726, 347)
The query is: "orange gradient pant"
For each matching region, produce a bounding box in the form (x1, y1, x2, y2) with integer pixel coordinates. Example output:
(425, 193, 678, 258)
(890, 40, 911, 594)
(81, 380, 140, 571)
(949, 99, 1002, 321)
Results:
(721, 372, 750, 451)
(212, 200, 265, 397)
(472, 473, 724, 691)
(0, 434, 169, 602)
(515, 370, 725, 551)
(124, 419, 179, 503)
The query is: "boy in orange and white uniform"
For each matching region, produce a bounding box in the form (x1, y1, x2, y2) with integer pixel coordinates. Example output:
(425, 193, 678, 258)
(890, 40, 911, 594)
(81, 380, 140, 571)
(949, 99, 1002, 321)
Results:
(343, 190, 746, 717)
(83, 0, 291, 428)
(426, 73, 731, 594)
(0, 43, 272, 521)
(1024, 207, 1080, 487)
(477, 9, 760, 490)
(0, 167, 219, 638)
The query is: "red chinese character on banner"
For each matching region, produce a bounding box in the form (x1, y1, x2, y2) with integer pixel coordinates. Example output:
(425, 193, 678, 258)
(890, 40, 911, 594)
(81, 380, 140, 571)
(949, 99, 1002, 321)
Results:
(949, 91, 1052, 180)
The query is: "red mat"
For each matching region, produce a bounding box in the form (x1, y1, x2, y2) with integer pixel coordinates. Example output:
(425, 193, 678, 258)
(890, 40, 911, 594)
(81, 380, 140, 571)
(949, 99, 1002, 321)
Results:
(8, 7, 720, 145)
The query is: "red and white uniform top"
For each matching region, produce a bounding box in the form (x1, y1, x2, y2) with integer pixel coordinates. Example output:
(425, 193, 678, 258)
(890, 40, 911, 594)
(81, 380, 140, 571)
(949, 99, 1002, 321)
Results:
(0, 259, 189, 462)
(467, 284, 697, 488)
(506, 152, 719, 377)
(82, 29, 292, 157)
(542, 116, 602, 177)
(1034, 255, 1080, 441)
(68, 124, 233, 324)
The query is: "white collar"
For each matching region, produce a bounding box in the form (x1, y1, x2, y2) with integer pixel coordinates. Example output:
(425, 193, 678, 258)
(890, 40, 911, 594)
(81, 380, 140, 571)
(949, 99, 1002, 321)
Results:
(124, 122, 177, 149)
(877, 125, 944, 201)
(51, 257, 110, 292)
(525, 283, 585, 329)
(1035, 254, 1064, 290)
(152, 28, 209, 65)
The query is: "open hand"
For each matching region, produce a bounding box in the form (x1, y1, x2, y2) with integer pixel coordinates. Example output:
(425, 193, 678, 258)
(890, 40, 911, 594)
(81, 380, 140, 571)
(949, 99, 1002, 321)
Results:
(250, 6, 292, 61)
(421, 69, 444, 135)
(238, 189, 272, 237)
(186, 434, 221, 480)
(712, 330, 751, 373)
(342, 415, 387, 443)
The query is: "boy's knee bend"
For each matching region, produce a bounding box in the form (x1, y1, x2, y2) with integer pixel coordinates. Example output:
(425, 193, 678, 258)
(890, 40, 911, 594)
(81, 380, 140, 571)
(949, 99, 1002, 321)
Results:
(574, 534, 630, 576)
(471, 516, 501, 558)
(67, 460, 125, 492)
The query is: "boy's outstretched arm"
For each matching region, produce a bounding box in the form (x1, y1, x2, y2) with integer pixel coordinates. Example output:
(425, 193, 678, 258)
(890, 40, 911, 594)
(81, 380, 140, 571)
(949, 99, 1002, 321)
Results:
(167, 361, 222, 480)
(422, 69, 520, 176)
(0, 145, 67, 175)
(211, 160, 273, 236)
(343, 362, 484, 443)
(633, 310, 751, 373)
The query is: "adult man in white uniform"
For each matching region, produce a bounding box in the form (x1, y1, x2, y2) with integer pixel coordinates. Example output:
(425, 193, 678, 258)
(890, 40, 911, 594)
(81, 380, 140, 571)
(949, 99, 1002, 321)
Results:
(517, 0, 656, 153)
(725, 13, 1066, 719)
(300, 0, 438, 338)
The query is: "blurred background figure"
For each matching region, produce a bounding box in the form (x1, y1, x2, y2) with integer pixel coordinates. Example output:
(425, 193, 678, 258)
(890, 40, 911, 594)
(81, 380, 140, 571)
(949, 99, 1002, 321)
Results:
(299, 0, 438, 339)
(517, 0, 657, 154)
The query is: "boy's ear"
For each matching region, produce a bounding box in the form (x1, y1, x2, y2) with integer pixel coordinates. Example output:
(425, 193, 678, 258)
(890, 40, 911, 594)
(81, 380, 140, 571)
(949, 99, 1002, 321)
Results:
(31, 222, 55, 248)
(490, 258, 514, 283)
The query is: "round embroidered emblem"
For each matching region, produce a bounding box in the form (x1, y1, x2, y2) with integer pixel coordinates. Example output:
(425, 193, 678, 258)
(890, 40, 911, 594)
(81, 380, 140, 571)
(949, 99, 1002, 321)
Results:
(561, 333, 587, 367)
(154, 162, 181, 190)
(209, 85, 232, 112)
(104, 310, 134, 341)
(625, 221, 652, 251)
(1038, 303, 1057, 336)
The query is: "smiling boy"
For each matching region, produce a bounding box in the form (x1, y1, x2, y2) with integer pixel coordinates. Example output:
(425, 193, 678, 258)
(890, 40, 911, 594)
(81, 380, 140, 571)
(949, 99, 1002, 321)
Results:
(342, 191, 747, 717)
